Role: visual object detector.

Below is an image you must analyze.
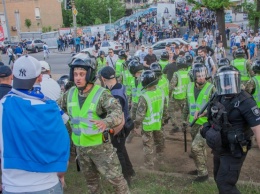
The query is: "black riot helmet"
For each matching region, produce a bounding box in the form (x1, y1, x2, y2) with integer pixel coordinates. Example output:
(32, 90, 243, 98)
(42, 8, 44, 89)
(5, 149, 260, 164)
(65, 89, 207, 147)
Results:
(128, 60, 143, 76)
(124, 57, 132, 68)
(176, 56, 188, 69)
(252, 59, 260, 74)
(192, 63, 208, 84)
(150, 62, 162, 78)
(160, 51, 169, 61)
(98, 50, 105, 57)
(57, 75, 75, 92)
(235, 48, 245, 58)
(140, 70, 159, 90)
(218, 58, 230, 68)
(185, 52, 193, 65)
(69, 57, 97, 91)
(215, 66, 241, 95)
(193, 56, 204, 64)
(118, 50, 127, 60)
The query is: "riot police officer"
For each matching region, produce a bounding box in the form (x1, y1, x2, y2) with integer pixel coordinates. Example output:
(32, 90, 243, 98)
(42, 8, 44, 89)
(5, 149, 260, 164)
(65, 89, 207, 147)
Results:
(217, 58, 230, 68)
(201, 65, 260, 194)
(115, 50, 127, 78)
(96, 50, 107, 72)
(134, 70, 168, 169)
(159, 51, 169, 70)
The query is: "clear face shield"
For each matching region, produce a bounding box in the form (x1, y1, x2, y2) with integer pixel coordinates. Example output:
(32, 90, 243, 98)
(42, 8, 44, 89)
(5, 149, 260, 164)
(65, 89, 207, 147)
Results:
(215, 71, 241, 95)
(193, 66, 208, 85)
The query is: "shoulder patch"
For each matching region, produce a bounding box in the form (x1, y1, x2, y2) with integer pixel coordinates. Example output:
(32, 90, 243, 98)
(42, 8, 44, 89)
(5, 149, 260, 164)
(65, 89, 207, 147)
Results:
(251, 106, 260, 116)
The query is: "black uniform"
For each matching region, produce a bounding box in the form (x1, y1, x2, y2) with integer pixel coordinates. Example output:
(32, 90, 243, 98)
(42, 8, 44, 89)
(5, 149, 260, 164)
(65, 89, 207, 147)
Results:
(203, 91, 260, 194)
(110, 83, 135, 184)
(0, 84, 12, 99)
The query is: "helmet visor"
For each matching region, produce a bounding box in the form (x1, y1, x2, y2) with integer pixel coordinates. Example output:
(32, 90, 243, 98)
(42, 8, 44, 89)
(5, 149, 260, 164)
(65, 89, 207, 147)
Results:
(193, 66, 208, 80)
(215, 71, 241, 95)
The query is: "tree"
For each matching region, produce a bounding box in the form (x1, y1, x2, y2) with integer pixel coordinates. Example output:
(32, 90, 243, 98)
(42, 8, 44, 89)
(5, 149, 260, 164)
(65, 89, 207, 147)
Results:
(25, 19, 32, 31)
(242, 0, 260, 33)
(62, 0, 125, 27)
(187, 0, 233, 48)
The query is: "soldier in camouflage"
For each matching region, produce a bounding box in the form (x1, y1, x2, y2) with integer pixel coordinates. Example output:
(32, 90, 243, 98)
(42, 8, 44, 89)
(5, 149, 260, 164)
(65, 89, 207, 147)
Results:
(169, 56, 190, 134)
(134, 70, 168, 169)
(183, 63, 215, 182)
(60, 57, 130, 194)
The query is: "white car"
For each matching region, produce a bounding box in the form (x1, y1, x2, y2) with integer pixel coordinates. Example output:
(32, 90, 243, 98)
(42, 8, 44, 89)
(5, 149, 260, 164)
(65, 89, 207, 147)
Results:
(80, 41, 123, 56)
(134, 38, 198, 58)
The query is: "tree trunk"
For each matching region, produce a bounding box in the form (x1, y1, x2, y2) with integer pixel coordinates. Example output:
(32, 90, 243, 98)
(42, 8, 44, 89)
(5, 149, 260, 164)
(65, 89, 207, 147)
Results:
(216, 8, 227, 48)
(254, 0, 260, 33)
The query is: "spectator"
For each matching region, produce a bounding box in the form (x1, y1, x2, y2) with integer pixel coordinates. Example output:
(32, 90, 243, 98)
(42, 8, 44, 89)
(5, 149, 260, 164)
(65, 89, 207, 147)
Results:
(240, 40, 249, 59)
(235, 32, 242, 47)
(14, 44, 23, 58)
(214, 41, 226, 63)
(143, 47, 157, 70)
(0, 65, 12, 99)
(139, 45, 147, 65)
(248, 37, 257, 60)
(197, 39, 214, 56)
(6, 45, 15, 65)
(200, 48, 217, 77)
(0, 55, 70, 193)
(106, 48, 118, 68)
(226, 27, 230, 40)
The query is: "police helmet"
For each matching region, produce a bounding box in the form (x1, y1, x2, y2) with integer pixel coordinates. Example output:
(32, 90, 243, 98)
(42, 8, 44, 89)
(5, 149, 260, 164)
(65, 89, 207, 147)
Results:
(118, 50, 127, 60)
(69, 57, 96, 84)
(193, 56, 204, 64)
(128, 60, 143, 76)
(98, 50, 105, 57)
(57, 75, 75, 92)
(132, 56, 140, 62)
(185, 52, 193, 65)
(192, 63, 208, 82)
(218, 58, 230, 68)
(140, 70, 159, 90)
(252, 59, 260, 73)
(176, 56, 188, 69)
(160, 51, 169, 61)
(235, 48, 245, 58)
(215, 66, 241, 95)
(150, 62, 162, 78)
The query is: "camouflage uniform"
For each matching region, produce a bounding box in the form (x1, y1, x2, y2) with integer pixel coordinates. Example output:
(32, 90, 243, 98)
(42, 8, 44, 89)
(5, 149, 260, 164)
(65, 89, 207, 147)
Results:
(134, 88, 168, 168)
(245, 79, 256, 94)
(182, 83, 215, 177)
(60, 86, 130, 194)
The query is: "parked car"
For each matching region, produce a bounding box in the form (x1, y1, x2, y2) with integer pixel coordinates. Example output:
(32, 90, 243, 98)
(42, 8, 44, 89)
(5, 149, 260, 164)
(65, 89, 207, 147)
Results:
(81, 41, 123, 56)
(134, 38, 198, 58)
(26, 39, 44, 53)
(0, 40, 13, 54)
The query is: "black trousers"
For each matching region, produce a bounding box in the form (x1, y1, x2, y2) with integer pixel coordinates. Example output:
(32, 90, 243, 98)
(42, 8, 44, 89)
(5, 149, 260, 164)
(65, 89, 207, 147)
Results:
(213, 151, 246, 194)
(111, 129, 135, 180)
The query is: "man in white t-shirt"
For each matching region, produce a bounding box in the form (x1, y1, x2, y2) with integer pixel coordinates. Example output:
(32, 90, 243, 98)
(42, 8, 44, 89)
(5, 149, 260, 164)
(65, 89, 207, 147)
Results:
(235, 33, 242, 47)
(39, 61, 61, 101)
(106, 48, 118, 68)
(214, 41, 226, 63)
(138, 45, 148, 64)
(254, 33, 260, 48)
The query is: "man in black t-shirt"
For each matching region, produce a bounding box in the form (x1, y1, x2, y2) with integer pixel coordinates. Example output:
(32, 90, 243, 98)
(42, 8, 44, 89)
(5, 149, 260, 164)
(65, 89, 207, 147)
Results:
(197, 39, 214, 56)
(143, 47, 157, 70)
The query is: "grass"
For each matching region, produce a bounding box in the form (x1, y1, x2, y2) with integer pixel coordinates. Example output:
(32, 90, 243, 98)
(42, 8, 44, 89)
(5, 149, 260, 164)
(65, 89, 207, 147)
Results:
(64, 160, 260, 194)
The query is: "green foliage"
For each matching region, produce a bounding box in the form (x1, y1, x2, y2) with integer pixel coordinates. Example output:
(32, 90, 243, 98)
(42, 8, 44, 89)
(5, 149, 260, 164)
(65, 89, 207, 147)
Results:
(24, 19, 32, 31)
(242, 1, 260, 29)
(187, 0, 232, 10)
(62, 0, 125, 27)
(42, 26, 53, 33)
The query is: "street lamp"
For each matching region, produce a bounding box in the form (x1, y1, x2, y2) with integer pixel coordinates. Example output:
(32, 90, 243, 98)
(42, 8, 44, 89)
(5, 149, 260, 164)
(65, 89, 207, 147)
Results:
(108, 8, 112, 31)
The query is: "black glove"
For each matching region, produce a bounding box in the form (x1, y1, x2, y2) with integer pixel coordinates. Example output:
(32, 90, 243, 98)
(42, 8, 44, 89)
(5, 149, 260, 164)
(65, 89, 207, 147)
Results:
(200, 122, 211, 138)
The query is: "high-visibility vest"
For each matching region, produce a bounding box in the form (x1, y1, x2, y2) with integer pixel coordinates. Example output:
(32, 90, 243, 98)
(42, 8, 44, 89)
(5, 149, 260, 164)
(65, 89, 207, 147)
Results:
(96, 57, 107, 72)
(141, 88, 165, 131)
(131, 77, 143, 104)
(187, 82, 214, 125)
(122, 69, 134, 96)
(159, 59, 169, 70)
(67, 85, 106, 147)
(115, 59, 125, 77)
(173, 70, 190, 100)
(157, 76, 169, 105)
(252, 75, 260, 107)
(231, 58, 249, 81)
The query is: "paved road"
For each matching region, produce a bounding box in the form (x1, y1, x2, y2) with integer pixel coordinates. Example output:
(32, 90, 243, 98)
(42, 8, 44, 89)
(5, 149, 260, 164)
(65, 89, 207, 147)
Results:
(1, 50, 71, 78)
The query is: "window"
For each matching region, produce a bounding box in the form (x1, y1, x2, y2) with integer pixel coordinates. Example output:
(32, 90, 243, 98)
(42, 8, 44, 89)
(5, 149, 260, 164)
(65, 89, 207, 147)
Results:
(153, 42, 166, 50)
(35, 8, 40, 19)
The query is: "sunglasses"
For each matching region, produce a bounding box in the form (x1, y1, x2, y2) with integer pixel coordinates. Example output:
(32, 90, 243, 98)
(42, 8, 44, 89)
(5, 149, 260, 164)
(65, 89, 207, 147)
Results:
(109, 52, 113, 53)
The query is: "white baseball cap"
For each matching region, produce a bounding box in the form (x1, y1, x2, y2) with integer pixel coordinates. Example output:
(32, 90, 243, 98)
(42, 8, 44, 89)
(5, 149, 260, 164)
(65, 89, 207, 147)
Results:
(13, 55, 41, 90)
(39, 61, 51, 72)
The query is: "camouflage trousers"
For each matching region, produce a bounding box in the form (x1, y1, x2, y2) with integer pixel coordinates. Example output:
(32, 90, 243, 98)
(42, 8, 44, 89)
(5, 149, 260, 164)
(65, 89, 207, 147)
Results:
(142, 129, 165, 167)
(127, 102, 138, 142)
(190, 124, 208, 177)
(66, 123, 76, 156)
(77, 143, 130, 194)
(169, 99, 186, 127)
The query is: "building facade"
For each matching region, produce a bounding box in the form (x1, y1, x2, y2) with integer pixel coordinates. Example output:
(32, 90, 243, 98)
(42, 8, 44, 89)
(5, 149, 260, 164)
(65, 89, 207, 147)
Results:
(0, 0, 63, 40)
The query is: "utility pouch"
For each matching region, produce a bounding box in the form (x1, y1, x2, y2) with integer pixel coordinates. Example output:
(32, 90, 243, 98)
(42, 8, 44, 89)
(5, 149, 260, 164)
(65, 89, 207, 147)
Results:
(236, 133, 249, 154)
(102, 130, 109, 143)
(205, 127, 222, 153)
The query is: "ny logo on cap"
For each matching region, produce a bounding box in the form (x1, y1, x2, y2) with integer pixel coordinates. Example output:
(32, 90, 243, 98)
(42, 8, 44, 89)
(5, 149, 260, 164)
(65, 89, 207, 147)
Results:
(19, 69, 26, 77)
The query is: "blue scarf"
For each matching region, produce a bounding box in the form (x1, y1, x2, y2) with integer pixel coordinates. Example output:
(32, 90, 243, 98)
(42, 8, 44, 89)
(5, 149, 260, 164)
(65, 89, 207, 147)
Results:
(2, 88, 70, 172)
